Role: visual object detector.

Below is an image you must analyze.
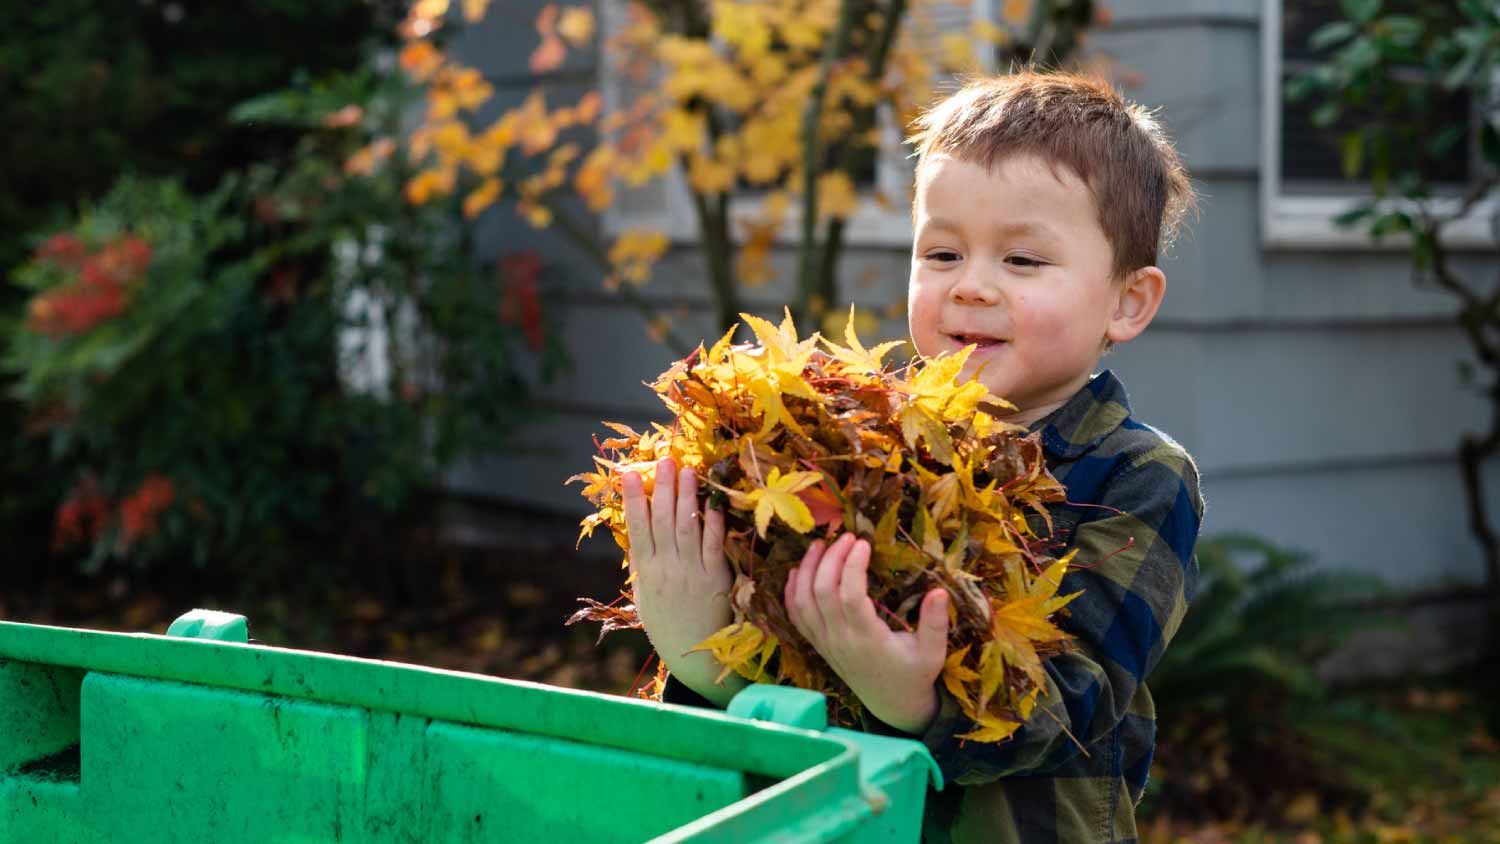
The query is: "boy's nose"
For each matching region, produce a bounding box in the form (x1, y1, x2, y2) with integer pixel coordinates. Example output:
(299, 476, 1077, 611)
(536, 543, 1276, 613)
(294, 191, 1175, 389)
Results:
(948, 272, 1001, 305)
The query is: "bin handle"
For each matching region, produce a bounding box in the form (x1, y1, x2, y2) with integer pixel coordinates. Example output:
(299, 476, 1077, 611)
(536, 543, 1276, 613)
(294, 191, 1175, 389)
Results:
(726, 684, 828, 730)
(165, 610, 249, 643)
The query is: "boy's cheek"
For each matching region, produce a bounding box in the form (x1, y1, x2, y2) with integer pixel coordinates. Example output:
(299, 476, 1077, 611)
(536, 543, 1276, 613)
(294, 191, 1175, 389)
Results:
(905, 292, 943, 357)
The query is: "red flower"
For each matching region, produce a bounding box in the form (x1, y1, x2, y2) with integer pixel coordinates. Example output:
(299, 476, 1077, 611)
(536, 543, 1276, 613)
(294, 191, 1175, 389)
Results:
(25, 233, 149, 338)
(53, 476, 109, 552)
(263, 265, 301, 304)
(92, 235, 152, 284)
(34, 233, 88, 270)
(116, 474, 176, 550)
(26, 283, 128, 338)
(499, 251, 545, 351)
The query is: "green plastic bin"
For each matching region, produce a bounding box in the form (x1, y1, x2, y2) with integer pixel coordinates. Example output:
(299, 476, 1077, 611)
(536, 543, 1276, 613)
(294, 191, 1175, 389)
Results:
(0, 610, 940, 843)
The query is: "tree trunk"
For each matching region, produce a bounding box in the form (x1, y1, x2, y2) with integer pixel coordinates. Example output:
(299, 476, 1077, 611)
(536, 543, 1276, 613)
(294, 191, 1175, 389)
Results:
(1460, 433, 1500, 733)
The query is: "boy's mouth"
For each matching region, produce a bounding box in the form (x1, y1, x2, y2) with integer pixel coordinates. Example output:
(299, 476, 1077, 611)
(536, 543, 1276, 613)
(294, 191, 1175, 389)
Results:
(949, 333, 1006, 349)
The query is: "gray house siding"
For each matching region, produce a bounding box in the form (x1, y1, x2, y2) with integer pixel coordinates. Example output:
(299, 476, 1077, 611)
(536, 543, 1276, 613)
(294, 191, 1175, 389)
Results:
(448, 0, 1497, 590)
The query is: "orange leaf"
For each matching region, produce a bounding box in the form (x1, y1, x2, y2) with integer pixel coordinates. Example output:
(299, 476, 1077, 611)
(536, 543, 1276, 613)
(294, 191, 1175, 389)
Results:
(530, 35, 566, 73)
(796, 482, 844, 529)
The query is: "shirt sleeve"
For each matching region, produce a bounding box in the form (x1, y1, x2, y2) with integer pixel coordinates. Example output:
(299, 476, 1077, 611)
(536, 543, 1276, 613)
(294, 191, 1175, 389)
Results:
(914, 447, 1203, 786)
(661, 673, 718, 708)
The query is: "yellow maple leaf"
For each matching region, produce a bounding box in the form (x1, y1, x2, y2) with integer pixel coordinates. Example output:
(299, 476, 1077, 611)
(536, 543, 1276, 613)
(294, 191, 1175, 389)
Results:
(462, 0, 488, 22)
(1016, 686, 1043, 721)
(344, 138, 396, 176)
(989, 556, 1082, 686)
(942, 645, 980, 711)
(728, 466, 822, 537)
(972, 19, 1010, 45)
(741, 308, 816, 367)
(901, 349, 969, 408)
(574, 146, 616, 211)
(822, 305, 903, 374)
(956, 711, 1022, 743)
(690, 621, 773, 683)
(557, 5, 595, 45)
(748, 52, 788, 86)
(735, 222, 777, 287)
(445, 67, 493, 113)
(705, 325, 739, 363)
(817, 171, 859, 220)
(1003, 0, 1034, 24)
(609, 230, 670, 284)
(519, 200, 552, 229)
(977, 641, 1006, 712)
(688, 154, 736, 195)
(660, 108, 707, 152)
(713, 1, 770, 56)
(939, 33, 977, 73)
(399, 42, 444, 82)
(901, 403, 955, 466)
(405, 168, 455, 205)
(462, 177, 502, 219)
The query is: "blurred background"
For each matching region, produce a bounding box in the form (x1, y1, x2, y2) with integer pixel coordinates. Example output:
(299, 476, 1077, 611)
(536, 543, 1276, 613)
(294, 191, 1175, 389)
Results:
(3, 0, 1499, 839)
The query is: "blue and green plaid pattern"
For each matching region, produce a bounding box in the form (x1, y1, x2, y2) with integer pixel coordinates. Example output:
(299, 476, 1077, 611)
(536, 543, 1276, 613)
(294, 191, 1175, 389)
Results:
(914, 369, 1203, 844)
(664, 369, 1203, 844)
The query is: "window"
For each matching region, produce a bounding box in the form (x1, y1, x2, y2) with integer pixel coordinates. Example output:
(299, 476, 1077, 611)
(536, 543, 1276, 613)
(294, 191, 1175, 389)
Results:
(1261, 0, 1496, 248)
(599, 0, 999, 247)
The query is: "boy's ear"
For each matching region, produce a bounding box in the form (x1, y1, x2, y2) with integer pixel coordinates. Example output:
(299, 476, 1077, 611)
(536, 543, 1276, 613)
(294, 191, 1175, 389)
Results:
(1105, 266, 1166, 345)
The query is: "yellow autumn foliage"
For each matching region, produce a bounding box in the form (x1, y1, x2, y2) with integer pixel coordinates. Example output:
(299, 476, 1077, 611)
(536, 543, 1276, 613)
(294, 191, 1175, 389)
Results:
(570, 308, 1085, 742)
(376, 0, 1013, 294)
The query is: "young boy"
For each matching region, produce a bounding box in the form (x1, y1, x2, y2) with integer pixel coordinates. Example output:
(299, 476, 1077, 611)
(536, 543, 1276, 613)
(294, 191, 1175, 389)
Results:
(621, 70, 1204, 844)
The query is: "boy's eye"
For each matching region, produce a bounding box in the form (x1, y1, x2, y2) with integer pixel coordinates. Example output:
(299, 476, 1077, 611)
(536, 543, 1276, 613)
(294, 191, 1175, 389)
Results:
(1006, 254, 1045, 268)
(927, 250, 961, 263)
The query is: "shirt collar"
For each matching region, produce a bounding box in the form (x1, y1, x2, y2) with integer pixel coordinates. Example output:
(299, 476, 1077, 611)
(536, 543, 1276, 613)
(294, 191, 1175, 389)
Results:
(1026, 370, 1132, 459)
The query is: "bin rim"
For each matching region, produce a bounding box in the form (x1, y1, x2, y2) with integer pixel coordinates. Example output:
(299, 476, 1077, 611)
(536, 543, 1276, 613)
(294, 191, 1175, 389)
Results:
(0, 618, 857, 781)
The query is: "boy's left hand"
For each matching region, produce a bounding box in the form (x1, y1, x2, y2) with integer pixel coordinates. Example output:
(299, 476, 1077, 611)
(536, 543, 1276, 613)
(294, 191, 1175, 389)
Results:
(785, 533, 949, 735)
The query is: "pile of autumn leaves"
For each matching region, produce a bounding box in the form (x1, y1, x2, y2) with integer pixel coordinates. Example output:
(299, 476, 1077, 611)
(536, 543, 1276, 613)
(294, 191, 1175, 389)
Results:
(571, 311, 1082, 743)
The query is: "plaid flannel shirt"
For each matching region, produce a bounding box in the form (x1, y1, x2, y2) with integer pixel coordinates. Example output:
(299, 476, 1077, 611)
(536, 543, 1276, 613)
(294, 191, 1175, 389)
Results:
(909, 369, 1203, 844)
(664, 369, 1202, 844)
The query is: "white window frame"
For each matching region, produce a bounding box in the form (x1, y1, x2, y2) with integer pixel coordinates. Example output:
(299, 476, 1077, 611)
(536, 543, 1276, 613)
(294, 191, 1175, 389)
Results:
(598, 0, 1000, 248)
(1260, 0, 1497, 250)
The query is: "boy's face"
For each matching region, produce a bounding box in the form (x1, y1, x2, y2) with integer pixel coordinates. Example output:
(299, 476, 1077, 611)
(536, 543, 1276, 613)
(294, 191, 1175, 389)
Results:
(908, 152, 1124, 423)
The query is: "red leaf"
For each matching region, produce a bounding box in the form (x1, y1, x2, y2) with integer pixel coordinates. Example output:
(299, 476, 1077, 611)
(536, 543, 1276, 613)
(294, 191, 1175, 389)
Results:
(529, 35, 565, 74)
(796, 483, 844, 529)
(499, 252, 545, 350)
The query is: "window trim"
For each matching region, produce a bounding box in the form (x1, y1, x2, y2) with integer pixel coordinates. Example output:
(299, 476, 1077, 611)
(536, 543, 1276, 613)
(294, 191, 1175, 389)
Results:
(598, 0, 1001, 249)
(1260, 0, 1497, 250)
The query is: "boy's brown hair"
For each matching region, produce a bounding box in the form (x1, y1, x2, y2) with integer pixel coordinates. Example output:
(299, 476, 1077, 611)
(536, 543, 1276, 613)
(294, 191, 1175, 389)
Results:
(907, 70, 1196, 279)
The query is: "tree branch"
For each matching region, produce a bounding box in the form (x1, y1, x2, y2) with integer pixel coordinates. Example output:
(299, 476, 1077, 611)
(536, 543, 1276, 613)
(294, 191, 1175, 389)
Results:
(794, 0, 858, 328)
(673, 0, 741, 333)
(534, 192, 695, 356)
(1436, 174, 1500, 227)
(817, 0, 909, 314)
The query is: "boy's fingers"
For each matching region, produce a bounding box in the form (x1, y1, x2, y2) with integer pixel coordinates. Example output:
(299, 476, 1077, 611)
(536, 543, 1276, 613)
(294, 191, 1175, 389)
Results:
(784, 571, 805, 636)
(674, 467, 700, 565)
(790, 540, 827, 633)
(837, 540, 877, 630)
(915, 588, 950, 667)
(621, 471, 654, 561)
(650, 458, 676, 561)
(701, 503, 726, 575)
(812, 533, 854, 605)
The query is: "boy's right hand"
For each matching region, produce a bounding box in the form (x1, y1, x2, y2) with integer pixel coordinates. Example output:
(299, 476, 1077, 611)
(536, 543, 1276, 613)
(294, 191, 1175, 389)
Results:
(623, 457, 746, 706)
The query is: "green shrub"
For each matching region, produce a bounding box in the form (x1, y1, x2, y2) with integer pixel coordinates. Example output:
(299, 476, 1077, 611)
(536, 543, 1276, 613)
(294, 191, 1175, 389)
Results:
(0, 0, 407, 577)
(5, 70, 566, 571)
(1145, 534, 1398, 821)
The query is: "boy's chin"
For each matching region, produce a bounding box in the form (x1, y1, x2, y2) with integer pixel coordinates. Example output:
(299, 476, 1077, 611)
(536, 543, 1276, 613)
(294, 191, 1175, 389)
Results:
(959, 360, 1009, 397)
